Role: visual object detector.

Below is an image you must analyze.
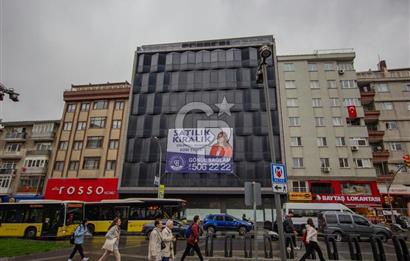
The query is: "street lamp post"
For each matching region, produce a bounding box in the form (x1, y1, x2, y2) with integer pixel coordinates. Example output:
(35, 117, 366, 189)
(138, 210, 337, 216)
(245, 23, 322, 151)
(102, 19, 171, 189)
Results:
(386, 164, 406, 224)
(257, 45, 287, 261)
(153, 136, 162, 198)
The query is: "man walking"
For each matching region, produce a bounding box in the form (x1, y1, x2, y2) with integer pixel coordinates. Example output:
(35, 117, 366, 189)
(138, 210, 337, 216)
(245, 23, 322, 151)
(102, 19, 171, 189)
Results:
(180, 215, 203, 261)
(283, 211, 299, 249)
(162, 220, 175, 261)
(148, 220, 163, 261)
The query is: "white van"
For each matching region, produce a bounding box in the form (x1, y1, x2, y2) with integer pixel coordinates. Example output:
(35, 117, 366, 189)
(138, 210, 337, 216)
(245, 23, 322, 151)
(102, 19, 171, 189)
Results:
(283, 203, 353, 233)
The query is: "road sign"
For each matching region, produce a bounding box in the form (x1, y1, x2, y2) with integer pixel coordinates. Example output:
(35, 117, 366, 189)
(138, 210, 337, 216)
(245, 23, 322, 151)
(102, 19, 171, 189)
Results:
(154, 176, 160, 186)
(244, 182, 262, 207)
(272, 182, 287, 194)
(159, 184, 165, 198)
(271, 163, 287, 183)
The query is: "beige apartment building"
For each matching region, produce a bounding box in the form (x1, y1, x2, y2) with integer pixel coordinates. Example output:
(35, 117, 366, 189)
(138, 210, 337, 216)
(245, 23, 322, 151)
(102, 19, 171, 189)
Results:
(357, 61, 410, 214)
(0, 120, 59, 202)
(45, 82, 130, 201)
(277, 50, 381, 217)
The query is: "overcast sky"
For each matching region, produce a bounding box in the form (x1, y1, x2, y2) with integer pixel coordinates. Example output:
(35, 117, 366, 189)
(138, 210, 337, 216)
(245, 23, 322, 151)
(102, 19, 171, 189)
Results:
(0, 0, 409, 121)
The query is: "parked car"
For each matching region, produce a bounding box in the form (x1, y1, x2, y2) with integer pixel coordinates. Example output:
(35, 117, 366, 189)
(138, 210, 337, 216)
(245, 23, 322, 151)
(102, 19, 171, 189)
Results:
(319, 211, 392, 242)
(203, 214, 253, 235)
(142, 220, 189, 239)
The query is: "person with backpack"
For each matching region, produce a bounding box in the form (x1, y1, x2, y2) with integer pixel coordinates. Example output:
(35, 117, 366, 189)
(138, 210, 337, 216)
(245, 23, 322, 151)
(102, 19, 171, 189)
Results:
(283, 212, 299, 250)
(299, 218, 326, 261)
(68, 219, 90, 261)
(181, 215, 203, 261)
(148, 219, 164, 261)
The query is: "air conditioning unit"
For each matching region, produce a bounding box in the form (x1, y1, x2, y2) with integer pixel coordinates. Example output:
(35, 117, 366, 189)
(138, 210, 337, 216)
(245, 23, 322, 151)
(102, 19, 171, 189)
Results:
(321, 167, 331, 173)
(351, 146, 359, 151)
(338, 69, 345, 75)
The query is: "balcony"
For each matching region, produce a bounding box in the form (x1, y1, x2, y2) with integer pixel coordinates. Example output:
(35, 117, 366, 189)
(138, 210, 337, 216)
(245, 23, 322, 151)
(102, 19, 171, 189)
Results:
(372, 150, 390, 163)
(22, 167, 48, 174)
(364, 110, 380, 123)
(26, 149, 51, 156)
(0, 175, 12, 194)
(368, 130, 385, 143)
(16, 176, 44, 193)
(31, 132, 55, 141)
(0, 168, 16, 175)
(0, 150, 23, 159)
(360, 90, 375, 105)
(5, 132, 26, 141)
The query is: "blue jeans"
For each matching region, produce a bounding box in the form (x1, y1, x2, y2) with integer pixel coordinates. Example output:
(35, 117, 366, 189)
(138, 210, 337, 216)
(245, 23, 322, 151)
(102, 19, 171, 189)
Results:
(162, 257, 170, 261)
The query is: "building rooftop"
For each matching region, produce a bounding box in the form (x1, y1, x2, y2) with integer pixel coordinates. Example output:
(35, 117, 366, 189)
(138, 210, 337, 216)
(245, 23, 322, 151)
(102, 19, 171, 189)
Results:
(278, 49, 355, 61)
(2, 120, 60, 127)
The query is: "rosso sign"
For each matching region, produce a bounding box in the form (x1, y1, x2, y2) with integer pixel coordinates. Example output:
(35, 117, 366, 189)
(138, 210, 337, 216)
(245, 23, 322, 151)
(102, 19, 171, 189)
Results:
(57, 186, 105, 195)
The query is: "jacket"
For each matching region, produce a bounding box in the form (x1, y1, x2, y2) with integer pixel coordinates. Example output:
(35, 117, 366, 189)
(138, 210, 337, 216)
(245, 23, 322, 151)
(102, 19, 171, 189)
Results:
(148, 227, 162, 261)
(187, 223, 200, 246)
(305, 224, 318, 243)
(105, 225, 120, 250)
(73, 224, 88, 244)
(283, 218, 295, 233)
(162, 227, 175, 258)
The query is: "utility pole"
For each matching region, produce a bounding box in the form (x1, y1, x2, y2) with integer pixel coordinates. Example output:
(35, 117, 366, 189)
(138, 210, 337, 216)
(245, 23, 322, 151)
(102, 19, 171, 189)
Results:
(153, 136, 162, 198)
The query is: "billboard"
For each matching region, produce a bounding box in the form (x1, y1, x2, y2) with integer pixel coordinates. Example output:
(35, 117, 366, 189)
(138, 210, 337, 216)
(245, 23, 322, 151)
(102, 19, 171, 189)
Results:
(166, 128, 233, 173)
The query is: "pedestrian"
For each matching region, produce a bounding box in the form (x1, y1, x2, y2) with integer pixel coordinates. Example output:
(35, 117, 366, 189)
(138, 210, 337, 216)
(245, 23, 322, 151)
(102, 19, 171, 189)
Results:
(242, 214, 249, 221)
(299, 218, 326, 261)
(283, 211, 299, 250)
(148, 219, 164, 261)
(180, 215, 203, 261)
(68, 219, 90, 261)
(98, 217, 122, 261)
(162, 219, 176, 261)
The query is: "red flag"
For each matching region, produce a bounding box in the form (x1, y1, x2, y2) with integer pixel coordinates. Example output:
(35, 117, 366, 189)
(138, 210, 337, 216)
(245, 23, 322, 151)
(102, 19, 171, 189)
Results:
(347, 105, 357, 119)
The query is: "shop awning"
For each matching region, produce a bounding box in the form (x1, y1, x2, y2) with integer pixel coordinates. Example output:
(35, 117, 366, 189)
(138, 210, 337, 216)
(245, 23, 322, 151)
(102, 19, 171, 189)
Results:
(378, 184, 410, 195)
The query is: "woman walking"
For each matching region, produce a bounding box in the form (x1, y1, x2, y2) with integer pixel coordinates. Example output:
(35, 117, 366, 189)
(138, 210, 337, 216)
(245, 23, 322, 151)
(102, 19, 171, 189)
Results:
(68, 219, 89, 261)
(98, 217, 122, 261)
(299, 218, 326, 261)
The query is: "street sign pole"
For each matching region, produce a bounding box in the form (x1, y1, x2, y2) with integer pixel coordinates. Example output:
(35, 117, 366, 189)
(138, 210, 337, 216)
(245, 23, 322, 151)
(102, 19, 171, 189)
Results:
(253, 182, 258, 261)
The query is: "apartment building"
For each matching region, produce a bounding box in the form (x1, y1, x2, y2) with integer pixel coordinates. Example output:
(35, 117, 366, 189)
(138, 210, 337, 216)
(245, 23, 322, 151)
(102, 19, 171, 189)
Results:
(44, 82, 130, 201)
(0, 120, 59, 202)
(357, 61, 410, 215)
(278, 50, 381, 217)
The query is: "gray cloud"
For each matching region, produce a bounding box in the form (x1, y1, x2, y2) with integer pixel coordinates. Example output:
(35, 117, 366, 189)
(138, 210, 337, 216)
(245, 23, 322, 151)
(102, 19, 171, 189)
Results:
(1, 0, 409, 121)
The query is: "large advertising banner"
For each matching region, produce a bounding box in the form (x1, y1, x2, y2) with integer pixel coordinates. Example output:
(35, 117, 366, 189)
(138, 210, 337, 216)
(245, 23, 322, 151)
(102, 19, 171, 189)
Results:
(166, 128, 234, 173)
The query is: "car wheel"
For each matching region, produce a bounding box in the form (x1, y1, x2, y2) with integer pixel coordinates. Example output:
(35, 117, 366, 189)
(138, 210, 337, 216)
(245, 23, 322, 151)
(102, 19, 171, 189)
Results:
(333, 231, 343, 242)
(24, 227, 37, 239)
(239, 226, 247, 235)
(376, 232, 388, 243)
(87, 224, 95, 235)
(207, 226, 215, 234)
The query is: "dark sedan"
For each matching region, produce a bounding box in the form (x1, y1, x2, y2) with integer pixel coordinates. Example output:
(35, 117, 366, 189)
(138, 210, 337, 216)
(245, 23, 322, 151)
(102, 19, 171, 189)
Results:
(142, 220, 189, 239)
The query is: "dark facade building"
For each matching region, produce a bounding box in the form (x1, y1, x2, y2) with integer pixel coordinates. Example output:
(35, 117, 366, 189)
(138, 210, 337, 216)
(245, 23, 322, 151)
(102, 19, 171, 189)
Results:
(120, 36, 282, 216)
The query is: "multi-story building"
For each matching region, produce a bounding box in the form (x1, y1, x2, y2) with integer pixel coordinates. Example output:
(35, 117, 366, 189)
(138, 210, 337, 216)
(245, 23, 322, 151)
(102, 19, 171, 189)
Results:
(0, 120, 59, 202)
(277, 50, 381, 217)
(120, 36, 282, 219)
(357, 61, 410, 216)
(44, 82, 130, 201)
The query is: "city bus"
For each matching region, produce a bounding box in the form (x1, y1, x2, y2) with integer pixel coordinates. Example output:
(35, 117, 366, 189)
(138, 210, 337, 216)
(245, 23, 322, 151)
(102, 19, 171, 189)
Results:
(85, 198, 186, 234)
(0, 200, 84, 238)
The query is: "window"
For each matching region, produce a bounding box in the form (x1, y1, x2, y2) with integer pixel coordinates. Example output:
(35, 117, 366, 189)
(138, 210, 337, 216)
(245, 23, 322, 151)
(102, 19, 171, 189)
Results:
(292, 181, 307, 192)
(353, 216, 370, 226)
(310, 80, 319, 89)
(308, 63, 318, 72)
(83, 157, 100, 170)
(332, 117, 342, 126)
(67, 104, 76, 113)
(330, 98, 339, 107)
(402, 84, 410, 92)
(340, 80, 357, 89)
(336, 137, 346, 146)
(290, 137, 302, 146)
(59, 141, 68, 150)
(350, 138, 368, 146)
(289, 117, 300, 126)
(86, 136, 103, 149)
(327, 80, 337, 89)
(317, 137, 327, 147)
(24, 159, 48, 168)
(73, 141, 83, 150)
(80, 103, 90, 112)
(284, 63, 294, 72)
(355, 158, 372, 168)
(343, 98, 361, 107)
(339, 158, 349, 168)
(36, 142, 51, 151)
(338, 215, 353, 224)
(314, 117, 325, 127)
(337, 63, 354, 71)
(285, 80, 296, 89)
(93, 100, 108, 110)
(320, 158, 330, 168)
(54, 161, 64, 171)
(109, 140, 119, 150)
(287, 98, 298, 107)
(312, 98, 322, 107)
(112, 120, 122, 129)
(325, 214, 338, 224)
(90, 117, 106, 128)
(375, 83, 389, 92)
(407, 102, 410, 111)
(386, 121, 397, 130)
(5, 143, 21, 152)
(310, 182, 333, 194)
(63, 122, 72, 131)
(324, 63, 334, 71)
(293, 158, 304, 168)
(77, 122, 86, 131)
(68, 161, 79, 171)
(106, 160, 116, 171)
(342, 183, 371, 195)
(389, 143, 402, 151)
(381, 102, 393, 110)
(115, 101, 125, 110)
(347, 118, 361, 126)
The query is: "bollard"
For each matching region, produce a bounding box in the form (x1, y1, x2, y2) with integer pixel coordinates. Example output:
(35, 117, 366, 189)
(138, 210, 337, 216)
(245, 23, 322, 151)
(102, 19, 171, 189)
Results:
(347, 234, 362, 260)
(392, 235, 410, 261)
(224, 234, 234, 257)
(244, 234, 253, 258)
(264, 234, 273, 258)
(173, 239, 177, 256)
(325, 234, 339, 260)
(205, 233, 214, 257)
(369, 235, 386, 261)
(285, 233, 295, 259)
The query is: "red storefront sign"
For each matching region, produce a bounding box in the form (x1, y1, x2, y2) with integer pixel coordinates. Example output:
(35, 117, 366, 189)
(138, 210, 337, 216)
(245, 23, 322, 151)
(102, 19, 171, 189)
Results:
(44, 178, 118, 201)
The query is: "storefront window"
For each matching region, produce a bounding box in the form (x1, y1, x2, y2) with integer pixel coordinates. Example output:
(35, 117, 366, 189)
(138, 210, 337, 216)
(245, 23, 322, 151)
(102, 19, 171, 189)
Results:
(341, 183, 371, 195)
(310, 182, 334, 194)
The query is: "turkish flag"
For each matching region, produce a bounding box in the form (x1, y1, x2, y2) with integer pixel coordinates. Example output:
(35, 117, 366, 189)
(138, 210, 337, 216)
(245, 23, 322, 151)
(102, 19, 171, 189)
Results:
(347, 105, 357, 119)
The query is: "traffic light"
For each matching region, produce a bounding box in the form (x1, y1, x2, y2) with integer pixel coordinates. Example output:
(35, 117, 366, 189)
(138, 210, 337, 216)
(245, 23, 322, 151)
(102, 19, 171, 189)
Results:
(403, 154, 410, 168)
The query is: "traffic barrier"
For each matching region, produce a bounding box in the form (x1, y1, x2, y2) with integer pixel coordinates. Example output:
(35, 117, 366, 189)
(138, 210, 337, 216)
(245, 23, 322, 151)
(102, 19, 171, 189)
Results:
(244, 234, 253, 258)
(263, 234, 273, 258)
(347, 234, 362, 260)
(324, 234, 339, 260)
(392, 235, 409, 261)
(205, 233, 214, 257)
(369, 235, 386, 261)
(224, 234, 234, 257)
(285, 233, 295, 259)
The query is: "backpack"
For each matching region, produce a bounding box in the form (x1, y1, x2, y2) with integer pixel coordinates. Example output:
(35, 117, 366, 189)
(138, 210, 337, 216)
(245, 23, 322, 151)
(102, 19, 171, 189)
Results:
(185, 225, 192, 238)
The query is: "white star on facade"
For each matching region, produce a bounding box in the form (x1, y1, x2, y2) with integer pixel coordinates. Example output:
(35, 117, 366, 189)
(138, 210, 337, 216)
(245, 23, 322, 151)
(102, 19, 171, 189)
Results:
(215, 97, 234, 116)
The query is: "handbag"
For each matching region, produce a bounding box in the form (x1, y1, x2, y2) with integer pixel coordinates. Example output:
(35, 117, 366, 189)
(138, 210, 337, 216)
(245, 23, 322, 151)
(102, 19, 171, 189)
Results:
(102, 238, 117, 252)
(156, 230, 166, 250)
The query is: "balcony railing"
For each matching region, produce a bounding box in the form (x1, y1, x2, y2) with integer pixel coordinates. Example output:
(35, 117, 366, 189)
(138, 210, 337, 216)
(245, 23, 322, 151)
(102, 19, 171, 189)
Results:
(0, 151, 23, 158)
(368, 130, 385, 143)
(31, 132, 55, 140)
(26, 150, 51, 156)
(364, 110, 380, 123)
(357, 71, 410, 79)
(5, 132, 26, 140)
(0, 168, 16, 174)
(372, 150, 390, 163)
(22, 167, 48, 174)
(360, 90, 375, 105)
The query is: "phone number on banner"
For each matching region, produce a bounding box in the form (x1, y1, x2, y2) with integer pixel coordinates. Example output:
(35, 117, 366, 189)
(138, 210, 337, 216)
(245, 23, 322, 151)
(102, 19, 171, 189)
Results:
(188, 162, 232, 172)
